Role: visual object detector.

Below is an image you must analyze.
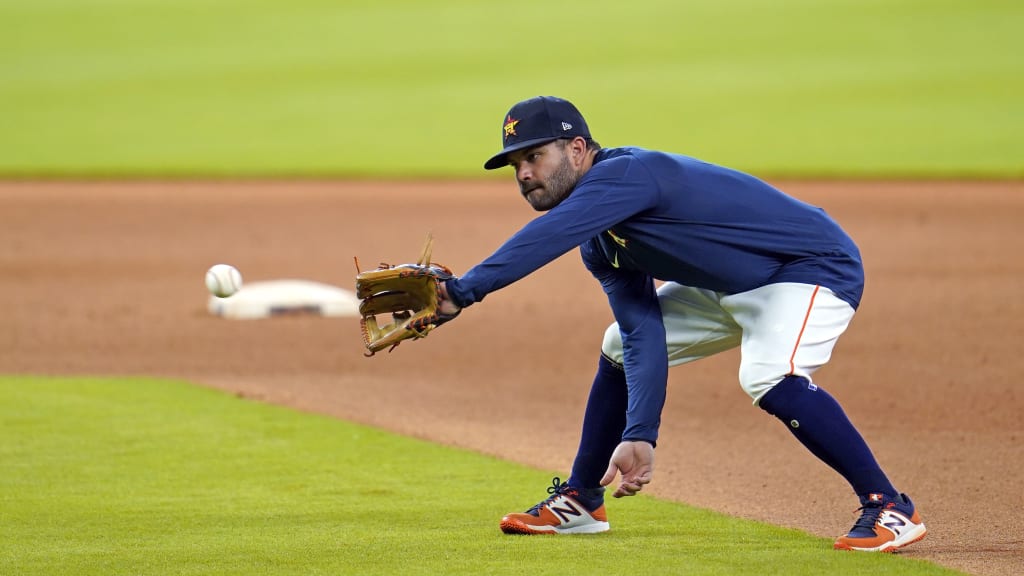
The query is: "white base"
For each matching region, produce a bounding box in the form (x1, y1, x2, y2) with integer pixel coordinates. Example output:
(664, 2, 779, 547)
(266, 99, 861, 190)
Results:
(207, 279, 359, 319)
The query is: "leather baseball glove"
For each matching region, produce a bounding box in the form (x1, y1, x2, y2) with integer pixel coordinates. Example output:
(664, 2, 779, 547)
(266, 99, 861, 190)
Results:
(355, 234, 459, 356)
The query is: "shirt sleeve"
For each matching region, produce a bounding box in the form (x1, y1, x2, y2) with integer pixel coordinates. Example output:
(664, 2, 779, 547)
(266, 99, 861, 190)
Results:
(581, 239, 667, 445)
(447, 155, 658, 308)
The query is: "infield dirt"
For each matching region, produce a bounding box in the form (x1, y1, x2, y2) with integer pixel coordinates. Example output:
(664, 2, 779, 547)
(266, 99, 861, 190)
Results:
(1, 181, 1021, 575)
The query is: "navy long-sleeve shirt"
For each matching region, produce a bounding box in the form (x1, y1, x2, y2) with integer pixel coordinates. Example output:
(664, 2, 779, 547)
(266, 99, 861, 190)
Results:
(447, 147, 863, 444)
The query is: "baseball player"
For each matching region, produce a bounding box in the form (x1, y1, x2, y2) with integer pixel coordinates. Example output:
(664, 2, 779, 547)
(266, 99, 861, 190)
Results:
(437, 96, 926, 552)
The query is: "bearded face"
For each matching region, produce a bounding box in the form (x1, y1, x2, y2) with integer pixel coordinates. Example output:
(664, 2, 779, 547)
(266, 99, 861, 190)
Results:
(510, 140, 584, 212)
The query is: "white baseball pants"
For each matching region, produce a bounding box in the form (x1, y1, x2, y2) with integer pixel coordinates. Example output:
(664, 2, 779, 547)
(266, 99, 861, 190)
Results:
(601, 282, 856, 403)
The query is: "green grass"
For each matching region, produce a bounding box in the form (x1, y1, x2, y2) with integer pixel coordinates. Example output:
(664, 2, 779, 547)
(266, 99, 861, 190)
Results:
(0, 0, 1021, 178)
(0, 376, 965, 575)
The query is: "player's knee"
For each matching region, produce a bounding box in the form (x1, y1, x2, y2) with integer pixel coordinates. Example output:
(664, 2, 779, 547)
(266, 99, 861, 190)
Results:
(738, 361, 791, 404)
(601, 323, 624, 365)
(756, 375, 817, 420)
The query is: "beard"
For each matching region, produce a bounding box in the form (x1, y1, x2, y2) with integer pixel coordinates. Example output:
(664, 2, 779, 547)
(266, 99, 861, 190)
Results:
(520, 153, 579, 212)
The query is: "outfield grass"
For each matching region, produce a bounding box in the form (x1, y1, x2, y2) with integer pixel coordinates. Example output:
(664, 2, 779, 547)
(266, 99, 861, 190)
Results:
(0, 0, 1021, 178)
(0, 376, 965, 575)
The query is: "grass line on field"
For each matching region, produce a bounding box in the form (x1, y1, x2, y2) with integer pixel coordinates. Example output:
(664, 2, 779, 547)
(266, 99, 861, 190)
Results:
(0, 376, 965, 576)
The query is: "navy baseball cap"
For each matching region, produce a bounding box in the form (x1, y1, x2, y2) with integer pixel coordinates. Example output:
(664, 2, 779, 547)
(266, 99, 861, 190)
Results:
(483, 96, 591, 170)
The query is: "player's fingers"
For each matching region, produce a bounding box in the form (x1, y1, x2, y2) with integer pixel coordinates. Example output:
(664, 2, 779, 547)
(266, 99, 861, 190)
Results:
(615, 481, 640, 497)
(599, 462, 618, 488)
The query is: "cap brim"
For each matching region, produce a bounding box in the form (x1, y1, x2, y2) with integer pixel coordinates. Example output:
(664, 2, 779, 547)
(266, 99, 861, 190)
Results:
(483, 137, 560, 170)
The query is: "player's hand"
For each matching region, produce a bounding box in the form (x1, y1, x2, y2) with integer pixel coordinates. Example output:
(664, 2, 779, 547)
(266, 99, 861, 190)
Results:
(599, 440, 655, 498)
(437, 280, 462, 317)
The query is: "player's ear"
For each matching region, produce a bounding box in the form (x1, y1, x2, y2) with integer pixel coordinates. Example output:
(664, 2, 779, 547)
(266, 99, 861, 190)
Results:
(570, 136, 587, 166)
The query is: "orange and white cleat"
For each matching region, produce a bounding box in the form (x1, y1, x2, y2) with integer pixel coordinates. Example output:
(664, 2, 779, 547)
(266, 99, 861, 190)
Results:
(500, 477, 610, 535)
(834, 492, 927, 552)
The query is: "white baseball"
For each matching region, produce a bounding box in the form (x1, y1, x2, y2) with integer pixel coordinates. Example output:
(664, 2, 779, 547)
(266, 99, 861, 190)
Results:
(205, 264, 243, 298)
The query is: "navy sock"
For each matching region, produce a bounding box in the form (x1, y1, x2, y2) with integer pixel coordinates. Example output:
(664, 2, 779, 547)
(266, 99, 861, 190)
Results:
(758, 375, 897, 498)
(568, 355, 628, 496)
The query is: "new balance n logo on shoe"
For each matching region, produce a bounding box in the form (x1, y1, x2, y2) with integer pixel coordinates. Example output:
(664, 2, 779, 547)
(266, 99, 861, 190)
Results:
(549, 497, 583, 523)
(881, 511, 907, 535)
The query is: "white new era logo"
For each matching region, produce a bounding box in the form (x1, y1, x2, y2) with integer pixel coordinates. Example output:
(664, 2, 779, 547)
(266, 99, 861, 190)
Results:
(561, 122, 573, 131)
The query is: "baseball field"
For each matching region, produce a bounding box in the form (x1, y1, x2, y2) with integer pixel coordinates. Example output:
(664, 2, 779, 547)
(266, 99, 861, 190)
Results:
(1, 2, 1022, 576)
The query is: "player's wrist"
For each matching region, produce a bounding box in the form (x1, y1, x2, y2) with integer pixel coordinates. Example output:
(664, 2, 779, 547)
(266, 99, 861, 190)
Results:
(443, 278, 471, 309)
(621, 437, 657, 449)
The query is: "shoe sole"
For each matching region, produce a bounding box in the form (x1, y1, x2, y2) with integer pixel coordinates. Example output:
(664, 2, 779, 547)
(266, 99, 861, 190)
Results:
(500, 517, 610, 535)
(834, 524, 927, 553)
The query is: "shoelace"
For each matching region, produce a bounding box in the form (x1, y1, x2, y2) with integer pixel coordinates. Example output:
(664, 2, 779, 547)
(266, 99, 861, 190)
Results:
(526, 477, 578, 515)
(850, 502, 885, 532)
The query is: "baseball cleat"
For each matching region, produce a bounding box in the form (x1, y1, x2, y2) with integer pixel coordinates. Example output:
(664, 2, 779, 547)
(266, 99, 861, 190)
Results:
(834, 492, 926, 552)
(500, 477, 609, 535)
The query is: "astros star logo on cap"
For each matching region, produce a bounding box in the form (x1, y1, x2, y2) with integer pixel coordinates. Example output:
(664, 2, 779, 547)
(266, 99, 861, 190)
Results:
(503, 115, 519, 140)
